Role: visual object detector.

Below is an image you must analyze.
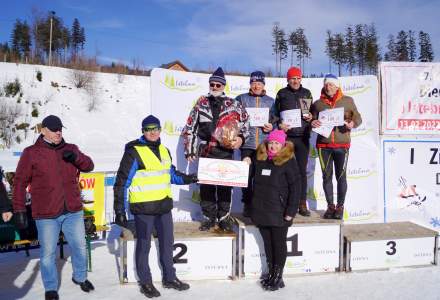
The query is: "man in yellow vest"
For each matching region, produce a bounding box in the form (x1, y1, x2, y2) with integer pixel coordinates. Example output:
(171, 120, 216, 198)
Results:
(113, 115, 197, 298)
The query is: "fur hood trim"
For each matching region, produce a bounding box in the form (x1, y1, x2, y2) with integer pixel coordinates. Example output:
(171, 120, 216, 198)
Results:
(256, 141, 294, 166)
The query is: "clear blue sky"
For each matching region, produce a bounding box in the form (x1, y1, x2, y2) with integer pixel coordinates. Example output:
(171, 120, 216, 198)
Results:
(0, 0, 438, 76)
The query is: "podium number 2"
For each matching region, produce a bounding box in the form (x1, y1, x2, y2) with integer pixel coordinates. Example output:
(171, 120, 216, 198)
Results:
(286, 234, 303, 256)
(386, 241, 396, 255)
(173, 243, 188, 264)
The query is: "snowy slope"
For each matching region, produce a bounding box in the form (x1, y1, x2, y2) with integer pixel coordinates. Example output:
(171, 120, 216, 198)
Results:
(0, 62, 151, 172)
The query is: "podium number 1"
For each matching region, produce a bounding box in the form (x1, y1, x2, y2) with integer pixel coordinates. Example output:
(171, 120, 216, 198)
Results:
(386, 241, 396, 255)
(286, 234, 303, 256)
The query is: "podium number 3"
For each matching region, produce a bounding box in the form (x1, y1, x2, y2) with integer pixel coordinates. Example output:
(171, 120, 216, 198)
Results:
(386, 241, 396, 255)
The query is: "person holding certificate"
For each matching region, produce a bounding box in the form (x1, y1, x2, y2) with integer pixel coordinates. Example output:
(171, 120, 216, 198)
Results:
(310, 74, 362, 220)
(273, 66, 313, 217)
(250, 129, 300, 291)
(183, 67, 250, 232)
(236, 71, 275, 217)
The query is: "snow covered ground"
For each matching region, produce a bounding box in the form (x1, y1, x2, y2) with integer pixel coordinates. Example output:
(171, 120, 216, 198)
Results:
(1, 225, 439, 300)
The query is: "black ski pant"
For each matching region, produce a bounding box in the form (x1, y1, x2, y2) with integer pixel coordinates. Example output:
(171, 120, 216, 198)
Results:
(318, 147, 350, 206)
(200, 184, 232, 221)
(288, 136, 310, 201)
(258, 225, 289, 268)
(240, 148, 256, 206)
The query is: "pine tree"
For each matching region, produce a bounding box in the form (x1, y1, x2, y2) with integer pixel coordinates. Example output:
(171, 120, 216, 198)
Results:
(289, 28, 311, 73)
(71, 18, 81, 56)
(344, 25, 355, 75)
(354, 24, 366, 75)
(10, 19, 22, 58)
(384, 34, 396, 61)
(332, 33, 346, 76)
(325, 30, 335, 73)
(395, 30, 409, 61)
(272, 22, 282, 74)
(277, 29, 288, 75)
(365, 23, 381, 75)
(419, 31, 434, 62)
(288, 30, 298, 67)
(407, 30, 416, 62)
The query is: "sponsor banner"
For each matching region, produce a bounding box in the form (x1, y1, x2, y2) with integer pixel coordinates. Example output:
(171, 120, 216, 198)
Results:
(79, 173, 106, 226)
(383, 138, 440, 231)
(126, 238, 234, 281)
(243, 224, 340, 275)
(349, 237, 435, 270)
(151, 69, 379, 223)
(380, 62, 440, 135)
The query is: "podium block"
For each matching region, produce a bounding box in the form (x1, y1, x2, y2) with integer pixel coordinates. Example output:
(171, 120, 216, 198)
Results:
(120, 222, 236, 282)
(234, 211, 342, 277)
(344, 222, 438, 271)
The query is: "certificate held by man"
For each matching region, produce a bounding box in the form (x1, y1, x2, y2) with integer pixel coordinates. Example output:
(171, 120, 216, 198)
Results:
(197, 157, 249, 187)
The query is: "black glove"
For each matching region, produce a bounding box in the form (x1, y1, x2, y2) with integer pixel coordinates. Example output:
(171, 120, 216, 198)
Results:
(115, 213, 127, 228)
(62, 150, 77, 163)
(183, 173, 198, 184)
(14, 211, 28, 230)
(189, 173, 198, 183)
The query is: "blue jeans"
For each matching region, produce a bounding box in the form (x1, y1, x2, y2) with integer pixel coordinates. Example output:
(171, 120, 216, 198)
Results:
(35, 210, 87, 291)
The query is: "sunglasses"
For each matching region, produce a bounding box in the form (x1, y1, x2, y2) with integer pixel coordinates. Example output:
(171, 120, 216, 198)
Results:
(210, 83, 223, 88)
(143, 127, 161, 133)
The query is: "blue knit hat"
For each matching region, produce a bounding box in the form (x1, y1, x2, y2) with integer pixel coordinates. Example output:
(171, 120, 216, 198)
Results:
(209, 67, 226, 85)
(324, 73, 340, 87)
(141, 115, 161, 129)
(249, 71, 265, 84)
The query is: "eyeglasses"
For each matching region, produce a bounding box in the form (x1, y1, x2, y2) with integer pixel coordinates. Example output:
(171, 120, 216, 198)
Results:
(210, 83, 223, 88)
(289, 77, 301, 81)
(143, 127, 161, 133)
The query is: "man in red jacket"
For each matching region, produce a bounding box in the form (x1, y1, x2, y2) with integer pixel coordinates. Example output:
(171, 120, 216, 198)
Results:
(13, 115, 95, 300)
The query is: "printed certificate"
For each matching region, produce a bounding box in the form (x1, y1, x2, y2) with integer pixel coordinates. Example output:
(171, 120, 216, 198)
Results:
(197, 158, 249, 187)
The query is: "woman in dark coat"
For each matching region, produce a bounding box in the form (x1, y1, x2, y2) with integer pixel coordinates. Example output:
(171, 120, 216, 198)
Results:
(250, 129, 300, 291)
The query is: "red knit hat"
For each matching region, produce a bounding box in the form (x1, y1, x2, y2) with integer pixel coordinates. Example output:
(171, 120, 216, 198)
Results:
(287, 67, 302, 80)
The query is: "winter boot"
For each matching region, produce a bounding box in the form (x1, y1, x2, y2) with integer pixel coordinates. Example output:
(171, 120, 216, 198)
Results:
(298, 199, 311, 217)
(266, 265, 285, 291)
(323, 203, 336, 219)
(45, 291, 59, 300)
(163, 277, 190, 291)
(334, 204, 344, 220)
(140, 282, 161, 298)
(72, 278, 95, 292)
(199, 218, 216, 231)
(218, 216, 235, 232)
(260, 262, 273, 288)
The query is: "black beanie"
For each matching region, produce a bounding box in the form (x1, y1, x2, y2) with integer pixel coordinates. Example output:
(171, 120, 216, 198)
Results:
(141, 115, 161, 129)
(209, 67, 226, 85)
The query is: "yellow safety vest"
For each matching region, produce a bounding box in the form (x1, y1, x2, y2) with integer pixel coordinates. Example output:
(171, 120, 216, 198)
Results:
(129, 144, 172, 203)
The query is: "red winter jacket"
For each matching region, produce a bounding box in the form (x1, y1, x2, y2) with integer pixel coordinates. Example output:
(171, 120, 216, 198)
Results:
(13, 135, 94, 219)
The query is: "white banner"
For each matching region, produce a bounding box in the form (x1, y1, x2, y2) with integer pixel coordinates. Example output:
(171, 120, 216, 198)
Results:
(243, 224, 340, 275)
(150, 69, 380, 223)
(349, 237, 435, 270)
(380, 62, 440, 135)
(382, 138, 440, 231)
(126, 238, 234, 282)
